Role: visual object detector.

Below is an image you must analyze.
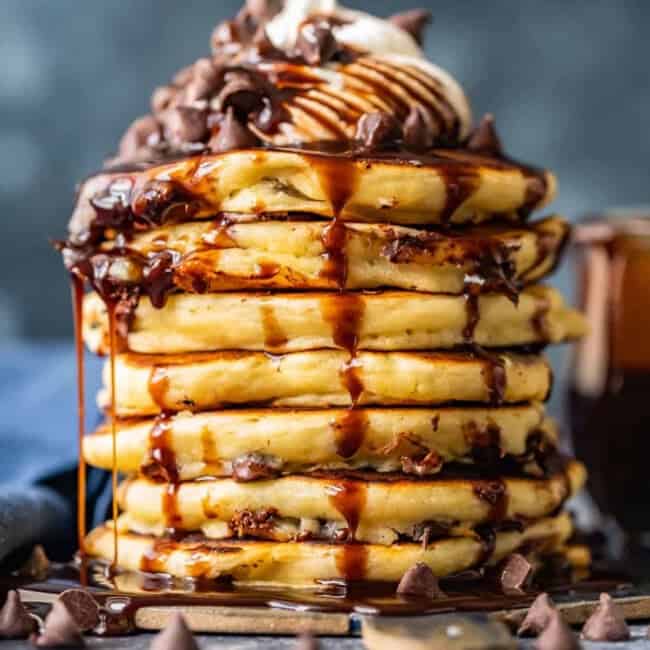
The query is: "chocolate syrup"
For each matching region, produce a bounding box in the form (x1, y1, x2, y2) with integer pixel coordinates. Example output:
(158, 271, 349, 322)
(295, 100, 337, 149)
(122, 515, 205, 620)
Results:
(333, 409, 368, 459)
(569, 216, 650, 532)
(260, 304, 288, 350)
(71, 276, 87, 558)
(471, 345, 507, 405)
(473, 480, 509, 522)
(148, 366, 170, 411)
(107, 306, 120, 570)
(141, 413, 178, 483)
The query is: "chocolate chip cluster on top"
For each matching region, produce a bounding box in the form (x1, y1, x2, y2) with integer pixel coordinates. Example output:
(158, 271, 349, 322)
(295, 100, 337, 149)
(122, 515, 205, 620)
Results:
(111, 0, 476, 165)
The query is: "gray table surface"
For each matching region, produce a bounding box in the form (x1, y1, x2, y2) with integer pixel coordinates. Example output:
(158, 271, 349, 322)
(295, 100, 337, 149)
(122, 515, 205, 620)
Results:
(2, 626, 650, 648)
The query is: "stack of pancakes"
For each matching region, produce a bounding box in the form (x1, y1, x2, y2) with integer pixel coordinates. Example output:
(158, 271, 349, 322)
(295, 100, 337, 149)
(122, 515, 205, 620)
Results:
(60, 0, 588, 587)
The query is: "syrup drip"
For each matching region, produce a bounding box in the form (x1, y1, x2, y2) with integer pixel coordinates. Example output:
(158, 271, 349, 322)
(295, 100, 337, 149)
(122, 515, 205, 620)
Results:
(463, 278, 482, 341)
(473, 479, 509, 523)
(320, 218, 349, 287)
(333, 409, 368, 459)
(438, 166, 480, 224)
(327, 480, 368, 581)
(148, 366, 170, 411)
(260, 304, 288, 350)
(142, 413, 178, 483)
(71, 275, 87, 579)
(472, 345, 507, 406)
(163, 483, 183, 536)
(107, 304, 120, 571)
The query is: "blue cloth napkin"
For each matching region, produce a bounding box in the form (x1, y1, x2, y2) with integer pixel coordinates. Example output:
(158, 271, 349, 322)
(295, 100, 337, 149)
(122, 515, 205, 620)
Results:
(0, 342, 109, 562)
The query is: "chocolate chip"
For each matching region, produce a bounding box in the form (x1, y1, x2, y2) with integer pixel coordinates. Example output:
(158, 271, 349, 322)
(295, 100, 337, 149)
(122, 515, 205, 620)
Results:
(400, 450, 442, 476)
(209, 107, 260, 153)
(232, 452, 283, 481)
(466, 114, 503, 157)
(183, 58, 221, 104)
(216, 72, 265, 117)
(296, 20, 339, 65)
(536, 610, 580, 650)
(118, 115, 161, 158)
(388, 9, 432, 46)
(161, 106, 208, 145)
(0, 591, 37, 639)
(57, 590, 99, 633)
(355, 112, 401, 149)
(150, 613, 198, 650)
(403, 104, 439, 150)
(397, 563, 445, 599)
(173, 65, 195, 87)
(18, 545, 50, 581)
(295, 633, 319, 650)
(499, 553, 533, 593)
(131, 180, 179, 223)
(411, 521, 449, 548)
(212, 20, 240, 53)
(518, 592, 556, 637)
(581, 593, 630, 642)
(151, 86, 177, 114)
(31, 600, 85, 647)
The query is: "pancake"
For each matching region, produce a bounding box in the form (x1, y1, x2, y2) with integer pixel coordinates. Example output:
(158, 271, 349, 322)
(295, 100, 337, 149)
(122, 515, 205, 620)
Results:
(69, 148, 556, 241)
(84, 285, 586, 356)
(99, 350, 553, 416)
(89, 216, 569, 295)
(84, 404, 556, 479)
(85, 513, 572, 586)
(115, 461, 585, 545)
(86, 514, 573, 586)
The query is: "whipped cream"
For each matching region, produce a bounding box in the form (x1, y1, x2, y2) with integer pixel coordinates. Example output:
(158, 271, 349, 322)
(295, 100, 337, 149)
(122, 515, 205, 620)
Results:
(265, 0, 472, 139)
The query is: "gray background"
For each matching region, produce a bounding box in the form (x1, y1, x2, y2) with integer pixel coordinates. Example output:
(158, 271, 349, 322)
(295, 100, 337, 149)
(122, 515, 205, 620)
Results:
(1, 0, 649, 339)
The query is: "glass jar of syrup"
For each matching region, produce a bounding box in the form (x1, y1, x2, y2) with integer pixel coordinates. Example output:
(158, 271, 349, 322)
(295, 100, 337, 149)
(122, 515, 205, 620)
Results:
(569, 213, 650, 536)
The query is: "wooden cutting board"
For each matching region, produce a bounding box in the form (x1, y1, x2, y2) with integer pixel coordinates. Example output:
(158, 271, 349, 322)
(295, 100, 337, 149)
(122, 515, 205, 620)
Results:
(18, 588, 650, 639)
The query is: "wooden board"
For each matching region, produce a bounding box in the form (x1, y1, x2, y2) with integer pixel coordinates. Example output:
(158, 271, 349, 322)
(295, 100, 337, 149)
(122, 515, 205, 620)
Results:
(18, 588, 650, 637)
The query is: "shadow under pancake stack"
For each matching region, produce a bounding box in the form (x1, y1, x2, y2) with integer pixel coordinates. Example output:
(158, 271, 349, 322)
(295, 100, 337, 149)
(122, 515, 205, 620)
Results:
(57, 0, 590, 597)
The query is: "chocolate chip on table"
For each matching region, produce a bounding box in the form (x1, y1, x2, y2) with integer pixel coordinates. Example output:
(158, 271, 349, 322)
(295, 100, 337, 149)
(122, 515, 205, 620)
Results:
(149, 612, 198, 650)
(0, 591, 37, 639)
(355, 112, 401, 149)
(18, 544, 50, 580)
(396, 563, 445, 599)
(499, 553, 533, 593)
(161, 106, 208, 145)
(209, 107, 260, 153)
(388, 9, 432, 45)
(403, 104, 438, 150)
(536, 610, 580, 650)
(295, 20, 339, 65)
(57, 590, 100, 632)
(466, 114, 503, 157)
(581, 592, 630, 642)
(518, 592, 557, 636)
(31, 600, 85, 647)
